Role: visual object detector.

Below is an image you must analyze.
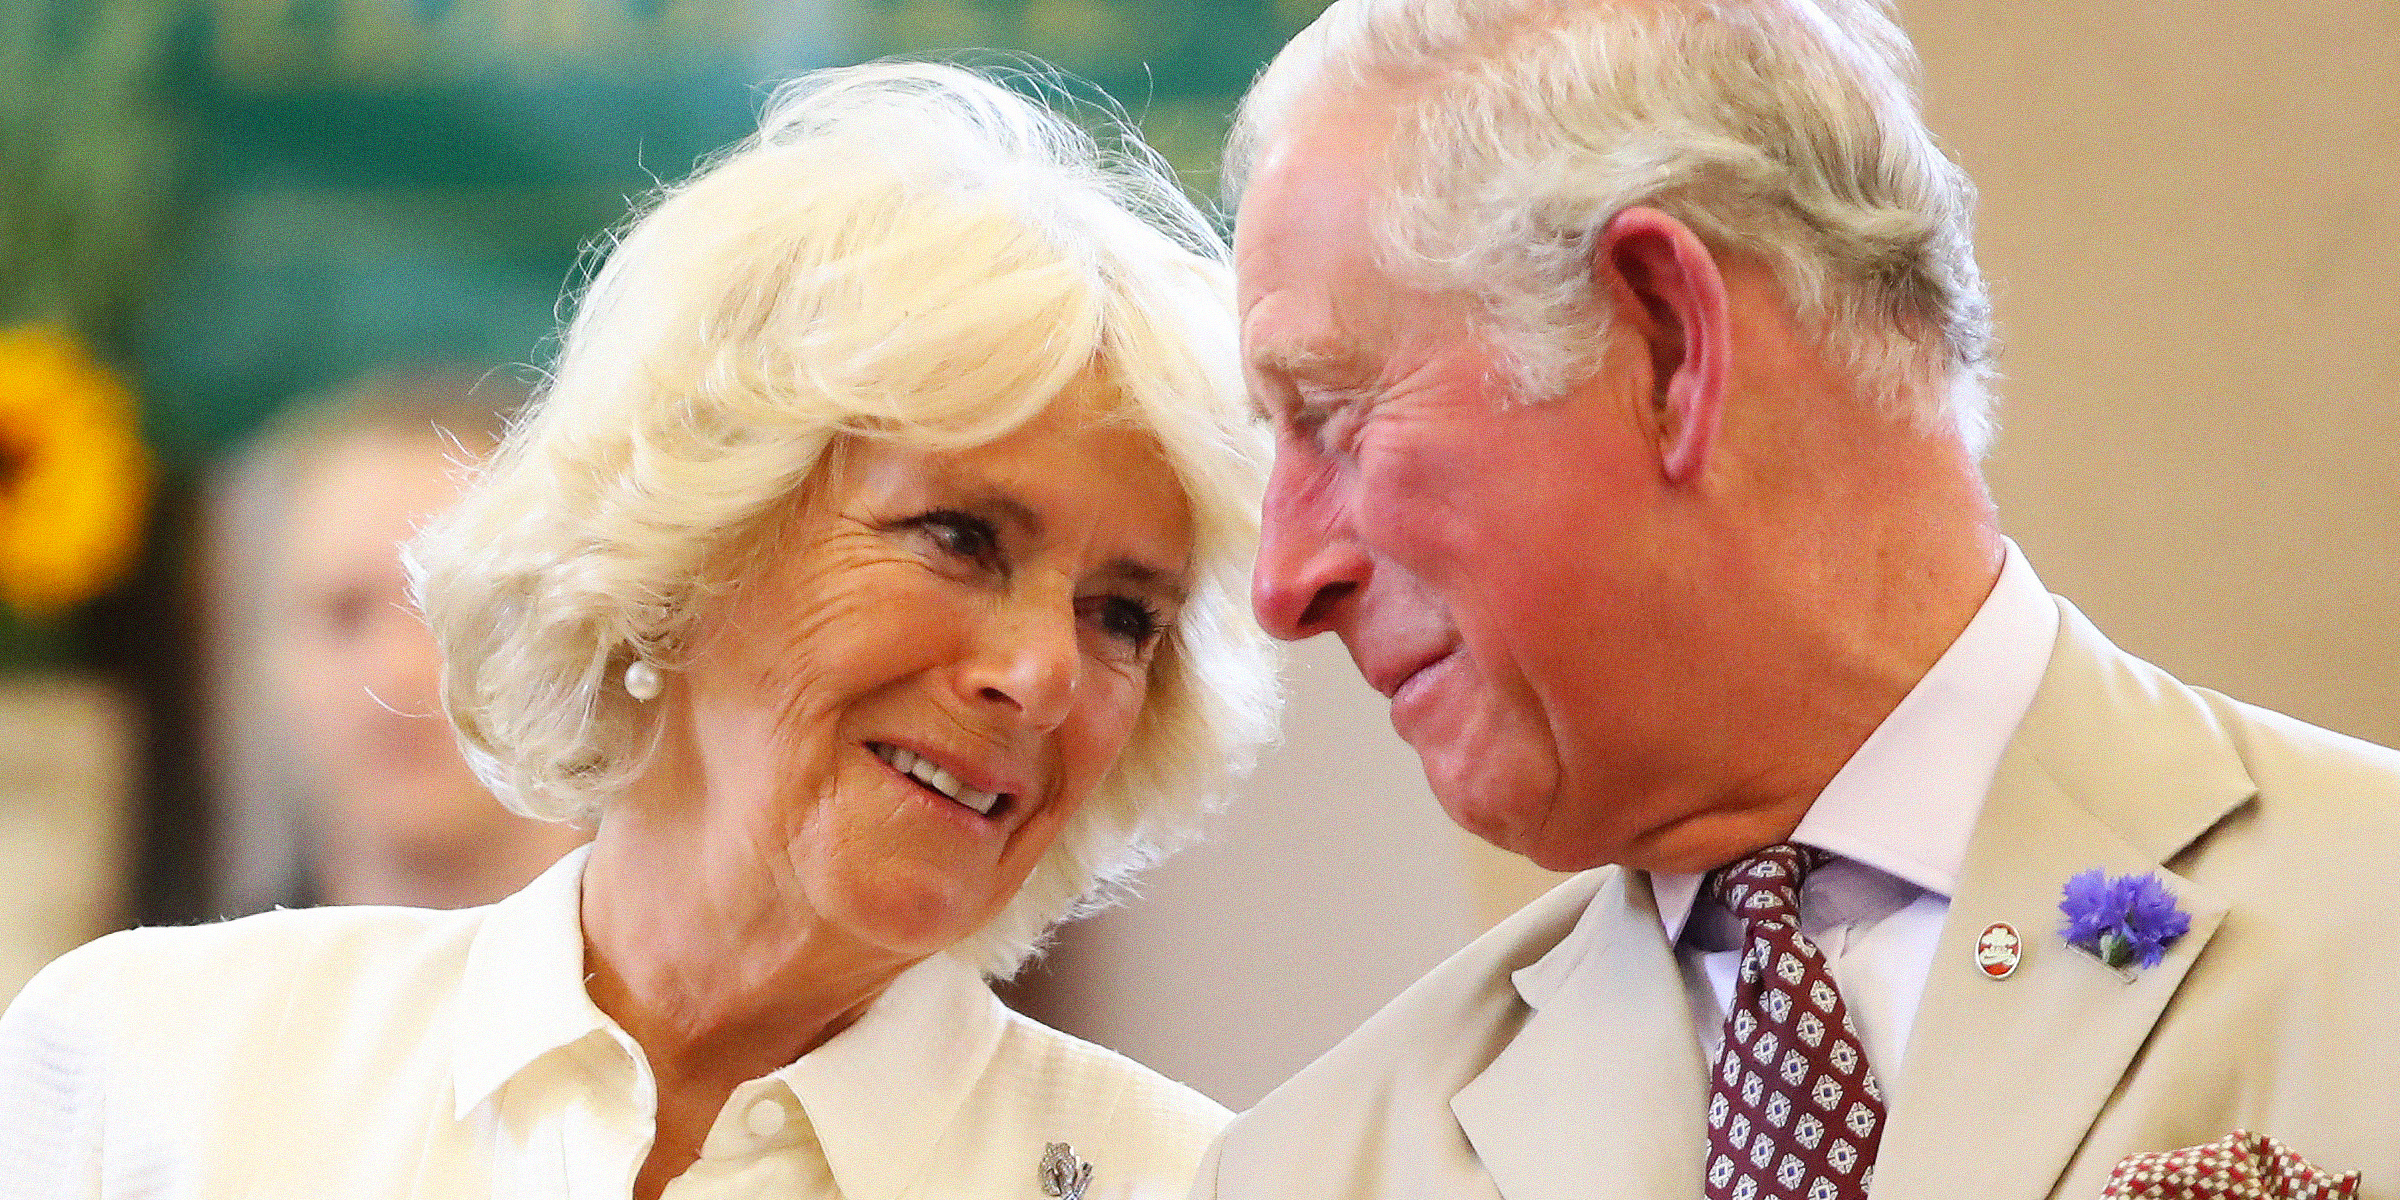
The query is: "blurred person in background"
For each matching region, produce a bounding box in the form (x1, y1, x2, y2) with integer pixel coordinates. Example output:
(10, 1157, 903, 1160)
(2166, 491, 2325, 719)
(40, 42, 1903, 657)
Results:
(0, 61, 1276, 1200)
(232, 371, 590, 910)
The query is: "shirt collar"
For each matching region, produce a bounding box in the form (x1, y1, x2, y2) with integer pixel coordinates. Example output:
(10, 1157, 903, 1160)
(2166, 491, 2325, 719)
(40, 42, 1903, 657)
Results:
(1651, 539, 2059, 941)
(448, 850, 1008, 1200)
(770, 952, 1009, 1200)
(450, 844, 610, 1120)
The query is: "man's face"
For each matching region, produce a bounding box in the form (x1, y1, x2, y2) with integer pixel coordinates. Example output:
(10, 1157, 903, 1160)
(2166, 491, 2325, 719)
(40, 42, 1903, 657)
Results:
(1235, 104, 1706, 872)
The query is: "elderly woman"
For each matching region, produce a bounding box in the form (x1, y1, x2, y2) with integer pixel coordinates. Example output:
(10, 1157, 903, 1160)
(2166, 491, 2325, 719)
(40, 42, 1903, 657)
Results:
(0, 63, 1277, 1200)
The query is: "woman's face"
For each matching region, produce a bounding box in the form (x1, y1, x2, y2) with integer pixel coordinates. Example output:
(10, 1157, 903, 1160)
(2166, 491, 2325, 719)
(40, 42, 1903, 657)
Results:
(670, 377, 1192, 964)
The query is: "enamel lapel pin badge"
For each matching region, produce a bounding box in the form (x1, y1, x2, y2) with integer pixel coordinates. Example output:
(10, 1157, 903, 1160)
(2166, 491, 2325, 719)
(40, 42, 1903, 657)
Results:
(1975, 921, 2023, 979)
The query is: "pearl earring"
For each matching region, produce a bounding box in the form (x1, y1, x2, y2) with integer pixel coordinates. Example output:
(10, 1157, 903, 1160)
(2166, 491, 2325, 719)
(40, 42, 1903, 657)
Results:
(622, 660, 664, 702)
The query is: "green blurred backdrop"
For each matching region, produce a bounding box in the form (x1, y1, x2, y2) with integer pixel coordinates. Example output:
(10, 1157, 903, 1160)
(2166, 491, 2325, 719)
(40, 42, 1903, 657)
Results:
(11, 0, 1327, 464)
(0, 0, 1324, 924)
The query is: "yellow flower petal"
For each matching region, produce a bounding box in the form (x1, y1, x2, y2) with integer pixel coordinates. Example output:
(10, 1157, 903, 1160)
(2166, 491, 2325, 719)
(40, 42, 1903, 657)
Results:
(0, 323, 153, 618)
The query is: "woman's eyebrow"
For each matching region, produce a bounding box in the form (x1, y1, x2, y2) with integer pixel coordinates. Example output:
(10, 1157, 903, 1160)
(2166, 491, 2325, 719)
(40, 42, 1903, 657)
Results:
(941, 486, 1187, 598)
(939, 490, 1042, 537)
(1094, 558, 1190, 607)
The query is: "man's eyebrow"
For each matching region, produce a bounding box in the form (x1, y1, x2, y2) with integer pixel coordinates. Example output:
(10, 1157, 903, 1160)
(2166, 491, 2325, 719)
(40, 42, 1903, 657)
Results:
(1246, 342, 1368, 423)
(1250, 341, 1360, 380)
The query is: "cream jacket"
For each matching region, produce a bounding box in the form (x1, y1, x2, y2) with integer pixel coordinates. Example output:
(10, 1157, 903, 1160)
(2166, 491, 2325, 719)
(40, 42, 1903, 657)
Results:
(1194, 600, 2400, 1200)
(0, 848, 1227, 1199)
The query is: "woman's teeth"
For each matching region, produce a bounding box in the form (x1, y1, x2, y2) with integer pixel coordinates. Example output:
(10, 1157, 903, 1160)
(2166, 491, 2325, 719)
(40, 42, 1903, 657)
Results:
(871, 743, 1002, 815)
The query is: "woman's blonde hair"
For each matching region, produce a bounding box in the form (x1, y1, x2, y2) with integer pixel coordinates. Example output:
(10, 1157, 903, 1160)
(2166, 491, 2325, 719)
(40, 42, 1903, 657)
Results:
(409, 60, 1279, 976)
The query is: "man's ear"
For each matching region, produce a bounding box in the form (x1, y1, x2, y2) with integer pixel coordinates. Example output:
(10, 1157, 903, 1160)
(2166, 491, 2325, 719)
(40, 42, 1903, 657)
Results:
(1593, 206, 1730, 485)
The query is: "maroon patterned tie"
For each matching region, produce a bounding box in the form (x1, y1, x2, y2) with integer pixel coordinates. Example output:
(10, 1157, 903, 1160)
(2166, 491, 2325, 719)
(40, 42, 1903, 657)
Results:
(1703, 844, 1886, 1200)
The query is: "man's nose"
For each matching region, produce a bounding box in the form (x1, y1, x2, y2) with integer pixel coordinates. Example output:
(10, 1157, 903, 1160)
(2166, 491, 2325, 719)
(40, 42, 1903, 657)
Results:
(1250, 452, 1370, 641)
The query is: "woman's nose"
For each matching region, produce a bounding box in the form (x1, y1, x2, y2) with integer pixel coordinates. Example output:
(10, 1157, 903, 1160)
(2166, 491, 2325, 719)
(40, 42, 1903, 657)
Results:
(960, 592, 1081, 732)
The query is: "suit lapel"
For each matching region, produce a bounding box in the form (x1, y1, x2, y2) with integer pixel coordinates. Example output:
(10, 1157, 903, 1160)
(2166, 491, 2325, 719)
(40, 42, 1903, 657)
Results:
(1454, 869, 1709, 1200)
(1873, 602, 2255, 1200)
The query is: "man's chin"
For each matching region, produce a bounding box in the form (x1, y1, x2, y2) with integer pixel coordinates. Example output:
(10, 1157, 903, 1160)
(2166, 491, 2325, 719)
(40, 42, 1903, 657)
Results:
(1430, 778, 1609, 873)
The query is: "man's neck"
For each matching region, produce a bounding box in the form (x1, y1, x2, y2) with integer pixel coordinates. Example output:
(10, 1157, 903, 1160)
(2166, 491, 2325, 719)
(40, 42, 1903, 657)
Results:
(1627, 422, 2007, 875)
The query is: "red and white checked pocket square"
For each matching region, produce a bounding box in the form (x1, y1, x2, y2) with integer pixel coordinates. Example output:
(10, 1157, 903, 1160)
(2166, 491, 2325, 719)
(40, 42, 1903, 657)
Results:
(2102, 1131, 2359, 1200)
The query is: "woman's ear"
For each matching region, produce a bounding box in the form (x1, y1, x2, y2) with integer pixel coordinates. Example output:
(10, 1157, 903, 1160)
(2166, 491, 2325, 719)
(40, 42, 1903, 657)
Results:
(1592, 206, 1730, 486)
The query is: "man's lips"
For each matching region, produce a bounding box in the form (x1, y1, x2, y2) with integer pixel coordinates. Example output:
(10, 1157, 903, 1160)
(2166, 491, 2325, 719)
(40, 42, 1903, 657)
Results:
(1373, 647, 1456, 701)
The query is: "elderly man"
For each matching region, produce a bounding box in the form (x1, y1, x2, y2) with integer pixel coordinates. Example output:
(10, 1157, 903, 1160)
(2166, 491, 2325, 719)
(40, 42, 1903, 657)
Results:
(1202, 2, 2400, 1199)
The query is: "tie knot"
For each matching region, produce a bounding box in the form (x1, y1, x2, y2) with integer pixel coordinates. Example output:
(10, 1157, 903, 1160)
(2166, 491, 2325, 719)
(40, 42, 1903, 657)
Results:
(1705, 843, 1828, 925)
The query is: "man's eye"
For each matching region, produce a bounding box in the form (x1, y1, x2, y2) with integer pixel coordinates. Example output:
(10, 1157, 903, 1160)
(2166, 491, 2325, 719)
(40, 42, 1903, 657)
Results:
(911, 510, 1001, 566)
(1294, 391, 1364, 454)
(1283, 405, 1325, 442)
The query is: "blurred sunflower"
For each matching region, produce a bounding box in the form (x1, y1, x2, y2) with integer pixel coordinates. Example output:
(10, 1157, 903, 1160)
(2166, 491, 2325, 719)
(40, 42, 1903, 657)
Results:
(0, 322, 151, 618)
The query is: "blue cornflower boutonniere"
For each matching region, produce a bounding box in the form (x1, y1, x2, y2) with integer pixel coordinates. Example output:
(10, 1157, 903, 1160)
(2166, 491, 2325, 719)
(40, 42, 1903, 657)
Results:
(2059, 869, 2192, 974)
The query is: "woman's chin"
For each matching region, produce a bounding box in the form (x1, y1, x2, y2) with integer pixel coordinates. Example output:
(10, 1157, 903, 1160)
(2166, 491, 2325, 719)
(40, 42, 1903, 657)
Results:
(811, 866, 997, 962)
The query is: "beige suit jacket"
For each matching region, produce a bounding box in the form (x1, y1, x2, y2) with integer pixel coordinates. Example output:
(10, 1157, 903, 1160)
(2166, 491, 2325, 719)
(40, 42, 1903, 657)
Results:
(1197, 600, 2400, 1200)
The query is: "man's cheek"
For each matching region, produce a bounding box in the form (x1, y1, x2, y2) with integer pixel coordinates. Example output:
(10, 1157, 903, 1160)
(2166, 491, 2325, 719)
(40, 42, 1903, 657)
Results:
(1357, 445, 1483, 564)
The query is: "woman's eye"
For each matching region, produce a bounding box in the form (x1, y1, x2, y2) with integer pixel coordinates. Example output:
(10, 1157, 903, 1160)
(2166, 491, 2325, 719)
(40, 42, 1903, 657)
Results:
(1087, 595, 1163, 650)
(911, 510, 1001, 567)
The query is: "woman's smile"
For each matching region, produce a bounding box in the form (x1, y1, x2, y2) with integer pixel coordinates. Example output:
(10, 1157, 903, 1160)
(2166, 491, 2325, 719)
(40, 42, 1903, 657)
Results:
(651, 374, 1195, 965)
(865, 740, 1014, 818)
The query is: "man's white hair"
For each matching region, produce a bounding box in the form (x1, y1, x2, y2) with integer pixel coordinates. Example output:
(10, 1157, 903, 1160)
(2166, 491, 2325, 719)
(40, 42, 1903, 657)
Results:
(1228, 0, 1999, 454)
(408, 60, 1280, 977)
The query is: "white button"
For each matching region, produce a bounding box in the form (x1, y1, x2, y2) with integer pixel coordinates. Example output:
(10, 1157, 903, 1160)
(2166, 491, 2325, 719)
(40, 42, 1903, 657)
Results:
(744, 1099, 788, 1139)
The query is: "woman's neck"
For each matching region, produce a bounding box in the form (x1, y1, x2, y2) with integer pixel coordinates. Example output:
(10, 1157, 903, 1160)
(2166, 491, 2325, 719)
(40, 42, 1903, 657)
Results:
(580, 815, 913, 1084)
(580, 808, 919, 1200)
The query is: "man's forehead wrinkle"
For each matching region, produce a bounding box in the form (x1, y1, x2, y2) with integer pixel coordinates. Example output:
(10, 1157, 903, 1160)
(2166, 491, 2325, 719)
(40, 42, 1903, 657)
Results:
(1240, 267, 1372, 381)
